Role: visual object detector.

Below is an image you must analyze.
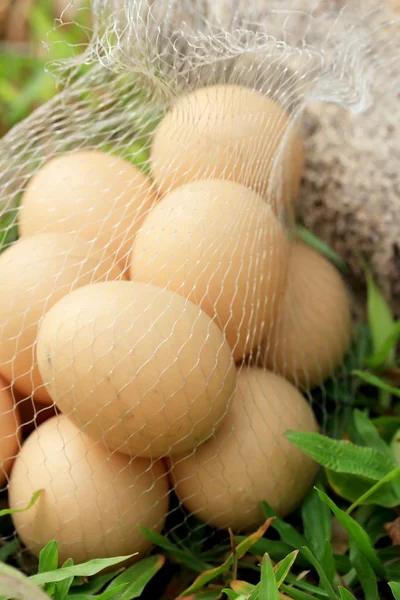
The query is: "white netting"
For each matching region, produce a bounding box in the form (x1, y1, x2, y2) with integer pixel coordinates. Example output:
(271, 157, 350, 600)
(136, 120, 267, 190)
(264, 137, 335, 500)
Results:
(0, 0, 398, 569)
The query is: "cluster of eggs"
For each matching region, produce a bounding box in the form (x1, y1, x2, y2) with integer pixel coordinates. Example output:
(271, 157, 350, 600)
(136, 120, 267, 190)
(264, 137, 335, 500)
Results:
(0, 84, 352, 565)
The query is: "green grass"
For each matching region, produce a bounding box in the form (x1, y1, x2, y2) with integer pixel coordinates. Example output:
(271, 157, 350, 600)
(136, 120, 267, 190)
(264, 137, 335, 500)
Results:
(1, 3, 400, 599)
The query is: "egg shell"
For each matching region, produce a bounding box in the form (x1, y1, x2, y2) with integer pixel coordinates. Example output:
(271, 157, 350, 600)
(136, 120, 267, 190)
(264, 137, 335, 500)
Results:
(0, 234, 124, 403)
(170, 368, 319, 531)
(130, 179, 289, 361)
(9, 415, 169, 565)
(15, 392, 58, 438)
(36, 281, 237, 457)
(150, 84, 304, 214)
(261, 241, 352, 388)
(18, 150, 157, 270)
(0, 379, 21, 488)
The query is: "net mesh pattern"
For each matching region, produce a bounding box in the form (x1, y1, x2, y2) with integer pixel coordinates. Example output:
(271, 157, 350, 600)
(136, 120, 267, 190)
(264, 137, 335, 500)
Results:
(0, 0, 398, 569)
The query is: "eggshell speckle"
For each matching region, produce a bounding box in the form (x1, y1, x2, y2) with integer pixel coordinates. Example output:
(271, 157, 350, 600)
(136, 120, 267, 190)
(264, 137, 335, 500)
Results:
(9, 415, 169, 565)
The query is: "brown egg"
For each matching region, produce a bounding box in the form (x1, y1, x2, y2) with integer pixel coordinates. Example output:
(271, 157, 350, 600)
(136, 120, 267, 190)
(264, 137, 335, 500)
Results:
(170, 368, 319, 531)
(9, 415, 169, 565)
(36, 281, 237, 457)
(0, 234, 124, 403)
(260, 241, 352, 388)
(0, 379, 20, 488)
(130, 179, 289, 361)
(18, 150, 156, 270)
(150, 84, 304, 214)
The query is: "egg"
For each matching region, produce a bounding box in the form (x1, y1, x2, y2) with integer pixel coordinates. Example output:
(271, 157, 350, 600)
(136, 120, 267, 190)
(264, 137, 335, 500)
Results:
(150, 84, 304, 214)
(130, 179, 289, 361)
(260, 241, 352, 388)
(170, 368, 319, 531)
(9, 415, 169, 565)
(36, 281, 236, 457)
(16, 392, 58, 438)
(0, 234, 124, 404)
(18, 150, 156, 270)
(0, 379, 20, 488)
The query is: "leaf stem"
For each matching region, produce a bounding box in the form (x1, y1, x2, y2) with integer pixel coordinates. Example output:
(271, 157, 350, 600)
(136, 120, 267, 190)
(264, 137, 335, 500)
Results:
(346, 466, 400, 515)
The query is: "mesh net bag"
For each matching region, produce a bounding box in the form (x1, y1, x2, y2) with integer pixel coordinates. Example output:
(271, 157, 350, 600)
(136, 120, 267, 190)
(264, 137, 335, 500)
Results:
(0, 0, 399, 572)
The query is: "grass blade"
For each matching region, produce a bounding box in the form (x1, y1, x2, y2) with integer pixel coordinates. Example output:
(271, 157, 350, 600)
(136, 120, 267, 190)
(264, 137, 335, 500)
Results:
(320, 541, 335, 587)
(105, 555, 165, 599)
(260, 554, 279, 600)
(178, 519, 274, 597)
(68, 584, 128, 600)
(301, 486, 332, 559)
(316, 489, 384, 576)
(349, 543, 378, 600)
(262, 503, 307, 548)
(326, 469, 400, 508)
(285, 431, 395, 479)
(300, 548, 338, 600)
(30, 555, 134, 586)
(141, 528, 211, 572)
(338, 588, 356, 600)
(0, 490, 43, 517)
(366, 321, 400, 369)
(38, 541, 58, 574)
(280, 583, 316, 599)
(365, 266, 395, 367)
(346, 466, 400, 514)
(53, 559, 74, 600)
(389, 582, 400, 600)
(274, 551, 299, 588)
(296, 225, 347, 272)
(353, 371, 400, 399)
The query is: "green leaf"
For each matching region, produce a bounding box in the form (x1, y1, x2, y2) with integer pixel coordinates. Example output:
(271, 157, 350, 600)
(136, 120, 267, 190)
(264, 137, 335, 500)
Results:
(222, 591, 241, 600)
(366, 321, 400, 369)
(326, 469, 400, 508)
(38, 540, 58, 574)
(300, 547, 338, 600)
(285, 431, 395, 479)
(352, 410, 392, 455)
(301, 486, 332, 559)
(274, 551, 298, 588)
(0, 562, 51, 600)
(280, 583, 316, 600)
(69, 572, 117, 595)
(230, 581, 255, 595)
(68, 584, 128, 600)
(296, 225, 348, 272)
(372, 417, 400, 443)
(353, 371, 400, 399)
(346, 466, 400, 514)
(316, 489, 384, 576)
(365, 267, 395, 367)
(262, 503, 307, 549)
(53, 558, 74, 600)
(320, 541, 335, 587)
(349, 543, 378, 600)
(389, 582, 400, 599)
(105, 555, 165, 599)
(141, 528, 211, 573)
(30, 555, 134, 586)
(235, 537, 306, 564)
(338, 587, 356, 600)
(180, 591, 222, 600)
(260, 554, 279, 600)
(0, 490, 43, 517)
(285, 575, 330, 597)
(177, 519, 274, 597)
(390, 429, 400, 466)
